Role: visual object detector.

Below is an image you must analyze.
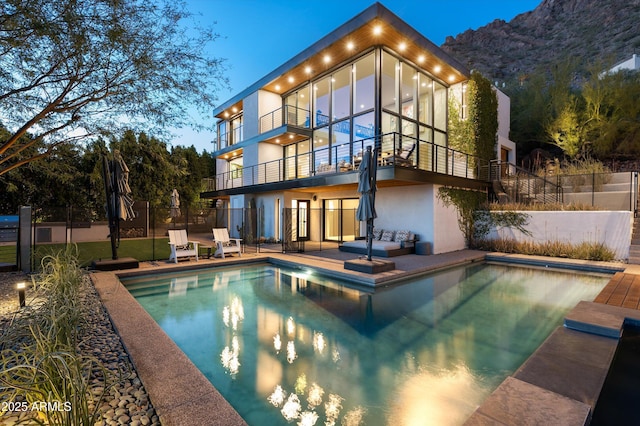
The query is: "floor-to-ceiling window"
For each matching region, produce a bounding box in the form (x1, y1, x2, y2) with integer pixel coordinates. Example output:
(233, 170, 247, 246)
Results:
(282, 47, 450, 174)
(323, 198, 359, 241)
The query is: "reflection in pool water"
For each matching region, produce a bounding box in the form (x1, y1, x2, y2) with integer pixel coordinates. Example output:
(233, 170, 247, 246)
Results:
(123, 263, 609, 425)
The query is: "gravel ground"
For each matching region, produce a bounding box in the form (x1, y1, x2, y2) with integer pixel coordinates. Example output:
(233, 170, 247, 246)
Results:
(0, 271, 161, 426)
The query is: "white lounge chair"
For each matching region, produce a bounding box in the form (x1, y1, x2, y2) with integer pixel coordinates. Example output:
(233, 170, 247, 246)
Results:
(212, 228, 242, 259)
(168, 229, 199, 263)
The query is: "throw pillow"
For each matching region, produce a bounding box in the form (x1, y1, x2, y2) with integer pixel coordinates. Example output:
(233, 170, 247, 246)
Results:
(395, 230, 410, 242)
(372, 228, 383, 240)
(380, 230, 395, 242)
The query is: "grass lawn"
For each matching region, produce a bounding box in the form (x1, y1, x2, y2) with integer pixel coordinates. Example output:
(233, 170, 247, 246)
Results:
(34, 238, 170, 268)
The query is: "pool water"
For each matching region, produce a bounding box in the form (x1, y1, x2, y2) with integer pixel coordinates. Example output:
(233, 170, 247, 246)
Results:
(123, 262, 609, 425)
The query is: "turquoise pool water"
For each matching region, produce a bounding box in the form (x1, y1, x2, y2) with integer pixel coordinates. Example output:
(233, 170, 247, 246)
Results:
(123, 262, 609, 425)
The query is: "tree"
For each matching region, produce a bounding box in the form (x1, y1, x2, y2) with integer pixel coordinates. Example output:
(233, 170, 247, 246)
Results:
(0, 0, 227, 176)
(546, 100, 583, 159)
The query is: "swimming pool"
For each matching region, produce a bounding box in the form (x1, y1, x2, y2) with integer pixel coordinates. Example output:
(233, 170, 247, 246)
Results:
(122, 262, 609, 425)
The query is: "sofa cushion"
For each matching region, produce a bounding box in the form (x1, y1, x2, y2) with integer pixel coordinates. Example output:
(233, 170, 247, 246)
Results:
(395, 230, 410, 242)
(372, 228, 383, 240)
(380, 230, 395, 242)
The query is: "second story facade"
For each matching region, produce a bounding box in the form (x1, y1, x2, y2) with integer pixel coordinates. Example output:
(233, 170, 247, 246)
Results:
(203, 3, 495, 199)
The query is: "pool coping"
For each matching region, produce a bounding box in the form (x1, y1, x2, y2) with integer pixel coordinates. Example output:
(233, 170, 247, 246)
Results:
(92, 251, 631, 425)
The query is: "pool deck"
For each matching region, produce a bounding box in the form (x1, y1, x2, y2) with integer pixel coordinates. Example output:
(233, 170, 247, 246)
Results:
(91, 250, 639, 426)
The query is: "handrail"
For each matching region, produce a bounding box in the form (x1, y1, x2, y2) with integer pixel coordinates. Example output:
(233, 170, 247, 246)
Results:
(207, 132, 491, 192)
(489, 160, 563, 205)
(259, 105, 311, 133)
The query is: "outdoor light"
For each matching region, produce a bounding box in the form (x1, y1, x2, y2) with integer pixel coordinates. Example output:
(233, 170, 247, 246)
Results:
(17, 281, 26, 308)
(434, 65, 442, 73)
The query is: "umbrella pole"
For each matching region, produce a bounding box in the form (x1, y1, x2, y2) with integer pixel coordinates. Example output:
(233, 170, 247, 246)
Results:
(366, 218, 373, 261)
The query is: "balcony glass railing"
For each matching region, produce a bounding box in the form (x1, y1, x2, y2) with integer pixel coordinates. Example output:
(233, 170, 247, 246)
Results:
(205, 132, 490, 192)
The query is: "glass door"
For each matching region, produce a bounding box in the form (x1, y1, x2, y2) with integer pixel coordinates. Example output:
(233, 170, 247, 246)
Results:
(323, 199, 359, 241)
(292, 200, 309, 241)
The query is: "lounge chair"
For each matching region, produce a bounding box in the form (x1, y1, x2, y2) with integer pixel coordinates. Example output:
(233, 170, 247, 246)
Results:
(168, 229, 199, 263)
(212, 228, 242, 258)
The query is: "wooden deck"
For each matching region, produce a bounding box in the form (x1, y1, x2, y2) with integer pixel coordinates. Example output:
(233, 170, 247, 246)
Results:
(594, 272, 640, 310)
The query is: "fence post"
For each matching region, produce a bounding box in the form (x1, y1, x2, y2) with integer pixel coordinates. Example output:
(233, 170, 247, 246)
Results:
(18, 206, 32, 274)
(592, 172, 595, 207)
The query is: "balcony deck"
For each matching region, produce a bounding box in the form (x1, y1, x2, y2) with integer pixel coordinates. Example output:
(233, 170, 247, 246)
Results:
(203, 132, 491, 198)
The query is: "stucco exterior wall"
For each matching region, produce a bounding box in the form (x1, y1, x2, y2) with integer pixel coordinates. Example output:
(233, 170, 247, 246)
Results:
(243, 91, 259, 139)
(487, 210, 632, 260)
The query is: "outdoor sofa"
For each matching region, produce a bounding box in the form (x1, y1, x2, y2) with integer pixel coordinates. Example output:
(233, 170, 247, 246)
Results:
(339, 229, 418, 257)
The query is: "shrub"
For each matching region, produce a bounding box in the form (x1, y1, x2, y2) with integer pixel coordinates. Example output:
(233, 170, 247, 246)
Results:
(0, 246, 120, 426)
(477, 238, 615, 262)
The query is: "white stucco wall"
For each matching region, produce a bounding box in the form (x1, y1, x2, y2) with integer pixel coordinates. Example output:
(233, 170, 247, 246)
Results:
(487, 211, 632, 260)
(432, 185, 467, 254)
(258, 90, 281, 123)
(243, 91, 259, 139)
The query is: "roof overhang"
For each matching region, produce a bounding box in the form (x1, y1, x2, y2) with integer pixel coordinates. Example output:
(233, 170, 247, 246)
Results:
(213, 3, 470, 119)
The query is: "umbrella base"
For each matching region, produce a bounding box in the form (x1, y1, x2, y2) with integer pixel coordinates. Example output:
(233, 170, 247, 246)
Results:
(344, 258, 395, 274)
(92, 257, 139, 271)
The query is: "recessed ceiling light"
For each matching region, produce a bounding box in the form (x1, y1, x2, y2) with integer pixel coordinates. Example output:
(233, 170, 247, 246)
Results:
(373, 25, 382, 35)
(305, 66, 312, 74)
(276, 138, 280, 143)
(347, 41, 354, 50)
(288, 76, 294, 83)
(448, 75, 455, 82)
(434, 65, 442, 73)
(224, 112, 229, 118)
(399, 42, 406, 51)
(323, 55, 331, 63)
(418, 55, 425, 63)
(275, 84, 281, 91)
(232, 107, 237, 113)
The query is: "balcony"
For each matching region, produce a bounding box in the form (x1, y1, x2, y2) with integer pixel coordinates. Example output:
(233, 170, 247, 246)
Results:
(260, 105, 311, 133)
(204, 133, 490, 194)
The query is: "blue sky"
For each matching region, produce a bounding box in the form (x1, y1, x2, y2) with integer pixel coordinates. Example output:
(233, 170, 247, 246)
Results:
(175, 0, 542, 152)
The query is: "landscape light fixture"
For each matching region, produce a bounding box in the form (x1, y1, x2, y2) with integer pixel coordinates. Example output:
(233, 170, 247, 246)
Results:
(17, 281, 26, 308)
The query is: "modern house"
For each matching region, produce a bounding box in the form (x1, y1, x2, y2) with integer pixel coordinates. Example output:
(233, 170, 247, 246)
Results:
(202, 2, 516, 254)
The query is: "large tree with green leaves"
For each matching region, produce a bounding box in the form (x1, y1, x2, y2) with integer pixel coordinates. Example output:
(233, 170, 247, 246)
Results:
(0, 0, 226, 176)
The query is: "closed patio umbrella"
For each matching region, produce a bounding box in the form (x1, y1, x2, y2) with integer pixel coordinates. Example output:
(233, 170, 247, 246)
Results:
(356, 145, 377, 261)
(102, 150, 135, 260)
(170, 188, 181, 224)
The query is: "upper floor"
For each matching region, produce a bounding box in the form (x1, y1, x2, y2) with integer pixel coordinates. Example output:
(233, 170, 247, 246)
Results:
(203, 3, 504, 198)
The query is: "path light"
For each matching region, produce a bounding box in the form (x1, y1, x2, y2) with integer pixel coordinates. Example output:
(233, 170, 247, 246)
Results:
(17, 281, 26, 308)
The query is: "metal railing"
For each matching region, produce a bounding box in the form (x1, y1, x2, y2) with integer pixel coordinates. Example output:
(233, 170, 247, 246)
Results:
(217, 124, 244, 149)
(490, 161, 563, 205)
(207, 132, 491, 192)
(259, 105, 311, 133)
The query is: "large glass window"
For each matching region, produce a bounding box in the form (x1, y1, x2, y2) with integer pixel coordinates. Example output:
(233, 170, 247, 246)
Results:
(418, 73, 432, 125)
(401, 63, 416, 119)
(434, 81, 447, 131)
(353, 53, 375, 113)
(286, 84, 311, 127)
(353, 112, 375, 140)
(381, 51, 398, 113)
(331, 66, 350, 120)
(332, 119, 351, 166)
(313, 127, 329, 172)
(313, 77, 330, 127)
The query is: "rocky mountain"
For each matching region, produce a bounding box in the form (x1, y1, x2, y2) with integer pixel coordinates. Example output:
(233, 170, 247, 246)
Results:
(441, 0, 640, 82)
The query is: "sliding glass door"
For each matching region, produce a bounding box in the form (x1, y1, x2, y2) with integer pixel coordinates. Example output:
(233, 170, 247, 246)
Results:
(323, 198, 360, 241)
